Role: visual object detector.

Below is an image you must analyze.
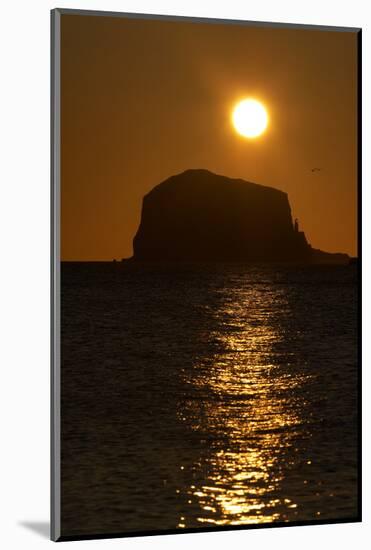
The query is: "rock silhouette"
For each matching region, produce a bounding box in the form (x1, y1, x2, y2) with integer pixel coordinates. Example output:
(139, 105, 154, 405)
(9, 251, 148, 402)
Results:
(130, 169, 349, 264)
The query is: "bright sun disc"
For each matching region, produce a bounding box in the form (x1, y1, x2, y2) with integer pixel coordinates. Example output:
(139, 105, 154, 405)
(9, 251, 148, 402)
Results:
(232, 98, 268, 138)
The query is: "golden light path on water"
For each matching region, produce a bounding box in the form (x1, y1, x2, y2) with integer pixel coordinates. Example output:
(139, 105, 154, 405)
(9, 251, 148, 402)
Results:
(176, 282, 313, 527)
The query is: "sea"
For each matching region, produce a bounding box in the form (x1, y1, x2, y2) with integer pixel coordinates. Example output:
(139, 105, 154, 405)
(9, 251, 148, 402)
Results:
(60, 262, 359, 537)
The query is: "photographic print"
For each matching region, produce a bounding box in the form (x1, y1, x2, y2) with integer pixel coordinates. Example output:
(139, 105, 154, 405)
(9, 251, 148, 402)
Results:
(51, 9, 361, 541)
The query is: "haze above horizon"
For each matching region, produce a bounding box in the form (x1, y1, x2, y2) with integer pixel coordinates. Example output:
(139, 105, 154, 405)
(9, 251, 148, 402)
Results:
(60, 14, 358, 260)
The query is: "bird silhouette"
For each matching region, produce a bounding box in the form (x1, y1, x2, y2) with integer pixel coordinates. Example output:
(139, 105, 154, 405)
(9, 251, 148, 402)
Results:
(311, 167, 321, 172)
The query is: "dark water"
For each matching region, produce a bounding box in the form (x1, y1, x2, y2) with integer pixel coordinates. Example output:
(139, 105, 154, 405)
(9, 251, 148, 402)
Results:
(61, 262, 359, 536)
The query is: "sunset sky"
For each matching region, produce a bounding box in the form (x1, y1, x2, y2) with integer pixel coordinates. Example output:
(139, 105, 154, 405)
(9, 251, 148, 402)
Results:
(60, 13, 358, 261)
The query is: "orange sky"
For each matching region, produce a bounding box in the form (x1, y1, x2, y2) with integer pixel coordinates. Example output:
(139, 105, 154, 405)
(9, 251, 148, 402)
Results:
(60, 13, 358, 260)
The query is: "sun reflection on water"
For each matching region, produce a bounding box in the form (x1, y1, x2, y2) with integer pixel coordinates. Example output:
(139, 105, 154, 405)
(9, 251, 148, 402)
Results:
(177, 283, 312, 527)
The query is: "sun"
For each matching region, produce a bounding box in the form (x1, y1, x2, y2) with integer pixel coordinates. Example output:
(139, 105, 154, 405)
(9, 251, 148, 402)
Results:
(232, 98, 269, 139)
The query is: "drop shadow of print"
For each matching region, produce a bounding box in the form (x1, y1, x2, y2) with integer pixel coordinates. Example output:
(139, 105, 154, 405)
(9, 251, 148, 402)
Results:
(19, 521, 49, 539)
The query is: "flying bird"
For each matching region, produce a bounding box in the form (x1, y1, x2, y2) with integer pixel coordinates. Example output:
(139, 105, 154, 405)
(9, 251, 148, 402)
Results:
(311, 167, 321, 172)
